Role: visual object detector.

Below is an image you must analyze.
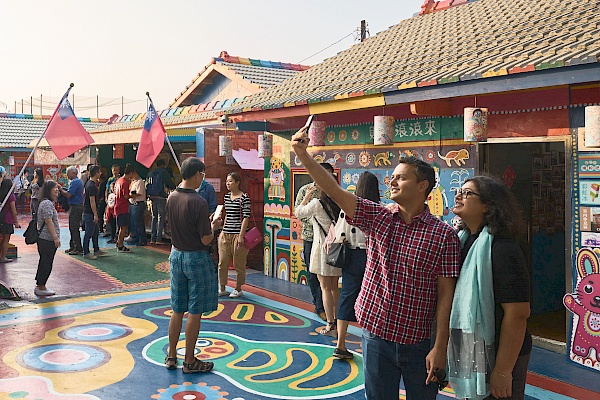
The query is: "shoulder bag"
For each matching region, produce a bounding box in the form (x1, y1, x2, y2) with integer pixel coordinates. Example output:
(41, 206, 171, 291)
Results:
(238, 195, 262, 250)
(315, 202, 348, 268)
(23, 212, 46, 245)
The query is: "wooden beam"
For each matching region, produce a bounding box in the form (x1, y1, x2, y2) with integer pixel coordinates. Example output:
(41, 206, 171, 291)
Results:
(410, 99, 453, 116)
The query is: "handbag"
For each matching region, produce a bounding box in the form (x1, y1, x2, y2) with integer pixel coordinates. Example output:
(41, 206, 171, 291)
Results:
(237, 195, 262, 250)
(23, 213, 45, 245)
(326, 241, 349, 268)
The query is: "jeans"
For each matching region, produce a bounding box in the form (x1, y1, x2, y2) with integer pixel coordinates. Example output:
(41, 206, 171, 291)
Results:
(150, 197, 166, 241)
(362, 329, 438, 400)
(68, 204, 83, 252)
(129, 203, 146, 244)
(36, 238, 57, 286)
(82, 212, 99, 255)
(303, 240, 324, 314)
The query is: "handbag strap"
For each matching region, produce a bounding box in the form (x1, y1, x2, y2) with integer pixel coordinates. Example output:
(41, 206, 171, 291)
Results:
(313, 216, 329, 237)
(33, 211, 46, 233)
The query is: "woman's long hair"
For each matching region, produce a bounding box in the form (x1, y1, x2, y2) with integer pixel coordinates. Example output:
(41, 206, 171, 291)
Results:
(34, 168, 44, 185)
(0, 179, 12, 210)
(39, 180, 58, 203)
(319, 180, 341, 221)
(461, 175, 526, 238)
(356, 171, 380, 203)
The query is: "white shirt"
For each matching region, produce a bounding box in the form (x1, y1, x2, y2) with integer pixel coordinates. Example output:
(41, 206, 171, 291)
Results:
(129, 178, 146, 204)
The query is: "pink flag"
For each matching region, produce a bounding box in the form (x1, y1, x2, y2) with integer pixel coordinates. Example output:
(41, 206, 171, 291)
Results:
(44, 88, 94, 160)
(136, 101, 165, 168)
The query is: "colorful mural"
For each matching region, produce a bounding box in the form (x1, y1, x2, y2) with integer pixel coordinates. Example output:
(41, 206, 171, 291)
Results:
(564, 248, 600, 370)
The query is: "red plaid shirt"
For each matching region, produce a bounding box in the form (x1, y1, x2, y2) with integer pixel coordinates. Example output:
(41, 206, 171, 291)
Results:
(348, 198, 460, 344)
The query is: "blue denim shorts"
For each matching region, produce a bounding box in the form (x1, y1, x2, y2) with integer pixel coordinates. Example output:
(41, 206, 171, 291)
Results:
(169, 248, 218, 315)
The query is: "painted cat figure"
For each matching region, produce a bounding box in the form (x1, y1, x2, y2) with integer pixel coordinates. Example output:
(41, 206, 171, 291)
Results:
(563, 248, 600, 360)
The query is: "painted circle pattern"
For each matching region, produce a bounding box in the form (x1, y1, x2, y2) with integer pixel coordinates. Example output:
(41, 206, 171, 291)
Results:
(58, 323, 133, 341)
(18, 344, 110, 372)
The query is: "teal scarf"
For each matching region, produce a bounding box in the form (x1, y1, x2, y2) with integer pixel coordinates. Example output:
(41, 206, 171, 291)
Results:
(447, 226, 496, 400)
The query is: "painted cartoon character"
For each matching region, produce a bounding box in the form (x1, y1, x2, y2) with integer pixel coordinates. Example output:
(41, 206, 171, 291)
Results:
(427, 164, 449, 219)
(268, 157, 286, 201)
(563, 248, 600, 360)
(438, 149, 469, 167)
(325, 152, 341, 167)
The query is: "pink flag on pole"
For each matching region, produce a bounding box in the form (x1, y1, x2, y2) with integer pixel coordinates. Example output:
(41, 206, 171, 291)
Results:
(136, 101, 165, 168)
(44, 89, 94, 160)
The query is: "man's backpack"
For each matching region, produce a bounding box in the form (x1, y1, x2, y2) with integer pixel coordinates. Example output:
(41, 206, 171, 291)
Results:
(146, 169, 164, 197)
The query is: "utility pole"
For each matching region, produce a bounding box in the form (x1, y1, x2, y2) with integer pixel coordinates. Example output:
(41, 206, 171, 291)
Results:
(30, 96, 33, 114)
(360, 20, 368, 42)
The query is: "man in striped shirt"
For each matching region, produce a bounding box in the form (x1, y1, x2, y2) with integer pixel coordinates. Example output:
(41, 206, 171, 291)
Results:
(292, 128, 460, 400)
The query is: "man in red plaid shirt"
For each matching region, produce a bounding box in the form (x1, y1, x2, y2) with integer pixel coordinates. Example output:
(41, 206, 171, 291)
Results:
(292, 128, 460, 399)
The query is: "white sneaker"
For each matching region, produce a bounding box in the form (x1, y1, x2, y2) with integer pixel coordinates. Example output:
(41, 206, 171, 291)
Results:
(218, 290, 229, 297)
(34, 287, 55, 296)
(229, 289, 243, 298)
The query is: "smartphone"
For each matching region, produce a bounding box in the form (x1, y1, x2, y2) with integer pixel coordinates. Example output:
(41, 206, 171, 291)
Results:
(213, 205, 224, 222)
(298, 115, 315, 143)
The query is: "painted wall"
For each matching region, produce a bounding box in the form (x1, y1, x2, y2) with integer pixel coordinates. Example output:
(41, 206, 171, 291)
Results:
(262, 116, 476, 283)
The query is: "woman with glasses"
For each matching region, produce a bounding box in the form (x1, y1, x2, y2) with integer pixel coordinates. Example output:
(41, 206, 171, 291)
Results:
(448, 175, 531, 400)
(217, 172, 251, 299)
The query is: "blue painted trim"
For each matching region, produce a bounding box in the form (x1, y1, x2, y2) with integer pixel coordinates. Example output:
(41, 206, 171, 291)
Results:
(236, 121, 270, 132)
(383, 64, 600, 105)
(165, 135, 195, 143)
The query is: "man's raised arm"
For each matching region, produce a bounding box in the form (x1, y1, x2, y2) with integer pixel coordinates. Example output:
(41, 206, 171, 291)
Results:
(291, 127, 357, 219)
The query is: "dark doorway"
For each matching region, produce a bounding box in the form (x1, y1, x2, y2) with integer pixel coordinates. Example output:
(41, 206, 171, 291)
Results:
(480, 141, 568, 343)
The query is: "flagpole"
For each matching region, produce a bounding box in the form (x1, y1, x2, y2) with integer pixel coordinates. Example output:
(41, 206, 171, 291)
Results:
(0, 83, 74, 216)
(146, 92, 181, 171)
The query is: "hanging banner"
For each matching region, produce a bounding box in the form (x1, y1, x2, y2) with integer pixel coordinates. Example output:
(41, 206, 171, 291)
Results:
(34, 148, 91, 166)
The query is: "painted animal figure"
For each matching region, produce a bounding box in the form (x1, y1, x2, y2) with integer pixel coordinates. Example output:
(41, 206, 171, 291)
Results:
(563, 248, 600, 360)
(267, 157, 286, 201)
(325, 152, 341, 167)
(312, 152, 327, 164)
(438, 149, 469, 167)
(374, 151, 395, 167)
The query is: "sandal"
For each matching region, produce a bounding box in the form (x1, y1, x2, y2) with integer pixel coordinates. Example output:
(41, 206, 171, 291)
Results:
(333, 347, 354, 359)
(164, 356, 177, 370)
(182, 358, 214, 373)
(319, 321, 337, 337)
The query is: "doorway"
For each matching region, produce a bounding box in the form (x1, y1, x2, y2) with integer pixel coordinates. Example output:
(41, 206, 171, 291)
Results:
(479, 140, 569, 343)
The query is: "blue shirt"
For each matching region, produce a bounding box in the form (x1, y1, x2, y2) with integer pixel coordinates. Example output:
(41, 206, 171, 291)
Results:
(67, 177, 84, 205)
(196, 179, 217, 214)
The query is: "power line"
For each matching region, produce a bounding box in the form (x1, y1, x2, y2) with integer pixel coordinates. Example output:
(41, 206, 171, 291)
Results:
(297, 30, 357, 64)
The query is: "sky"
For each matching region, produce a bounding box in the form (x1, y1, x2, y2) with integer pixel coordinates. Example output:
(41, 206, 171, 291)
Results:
(0, 0, 424, 118)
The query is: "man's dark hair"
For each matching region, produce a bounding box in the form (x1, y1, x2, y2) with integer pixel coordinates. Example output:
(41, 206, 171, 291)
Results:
(156, 159, 165, 167)
(124, 164, 135, 175)
(398, 156, 435, 195)
(89, 165, 101, 178)
(181, 158, 206, 180)
(320, 162, 334, 174)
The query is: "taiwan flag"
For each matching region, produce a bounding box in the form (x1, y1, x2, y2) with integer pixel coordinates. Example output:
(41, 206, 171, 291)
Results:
(44, 88, 94, 160)
(136, 101, 165, 168)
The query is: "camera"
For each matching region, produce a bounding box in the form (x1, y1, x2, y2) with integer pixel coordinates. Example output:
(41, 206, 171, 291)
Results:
(220, 115, 229, 124)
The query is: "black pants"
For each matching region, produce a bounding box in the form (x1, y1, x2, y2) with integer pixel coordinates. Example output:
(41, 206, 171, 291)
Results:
(68, 204, 83, 252)
(36, 238, 57, 286)
(303, 240, 324, 314)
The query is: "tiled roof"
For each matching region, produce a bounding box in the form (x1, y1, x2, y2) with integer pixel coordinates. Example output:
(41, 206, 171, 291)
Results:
(90, 108, 222, 133)
(170, 51, 310, 107)
(0, 114, 105, 148)
(220, 61, 300, 89)
(228, 0, 600, 113)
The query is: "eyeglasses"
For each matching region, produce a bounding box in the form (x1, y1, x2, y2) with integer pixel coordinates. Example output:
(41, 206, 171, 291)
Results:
(455, 188, 480, 199)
